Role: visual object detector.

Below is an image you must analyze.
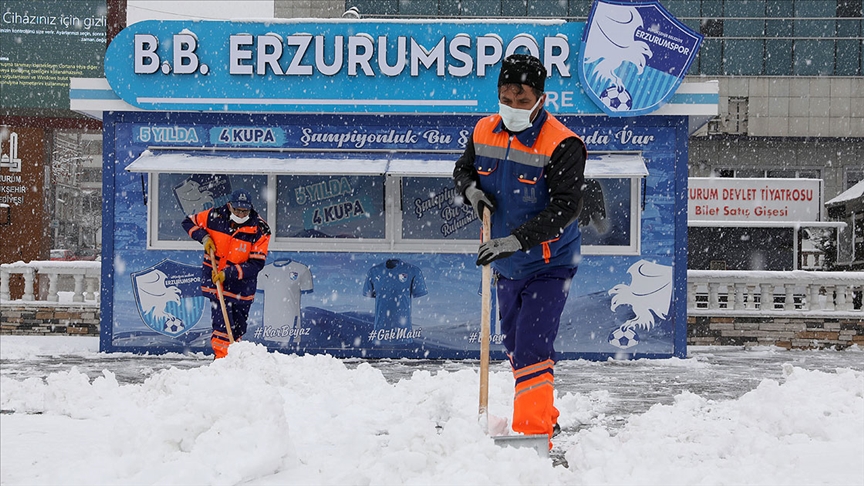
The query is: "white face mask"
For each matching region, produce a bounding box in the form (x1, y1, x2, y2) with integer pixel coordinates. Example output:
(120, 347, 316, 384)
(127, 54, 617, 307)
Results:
(230, 213, 250, 224)
(498, 96, 544, 132)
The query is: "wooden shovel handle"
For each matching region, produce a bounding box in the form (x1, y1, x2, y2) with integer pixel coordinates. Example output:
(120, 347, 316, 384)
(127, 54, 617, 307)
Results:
(479, 207, 492, 419)
(209, 248, 235, 344)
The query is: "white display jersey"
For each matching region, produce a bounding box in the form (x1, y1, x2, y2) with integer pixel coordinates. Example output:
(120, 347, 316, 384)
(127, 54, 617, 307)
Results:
(257, 260, 314, 341)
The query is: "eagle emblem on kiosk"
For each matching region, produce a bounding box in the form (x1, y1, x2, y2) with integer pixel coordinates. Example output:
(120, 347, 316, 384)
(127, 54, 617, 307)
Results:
(607, 260, 673, 349)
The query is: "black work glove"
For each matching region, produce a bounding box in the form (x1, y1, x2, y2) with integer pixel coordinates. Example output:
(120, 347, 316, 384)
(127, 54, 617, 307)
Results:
(476, 235, 522, 266)
(463, 185, 496, 220)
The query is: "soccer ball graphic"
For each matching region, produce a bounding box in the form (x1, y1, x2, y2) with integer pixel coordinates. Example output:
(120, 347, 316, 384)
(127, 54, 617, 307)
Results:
(163, 316, 185, 334)
(608, 327, 640, 349)
(599, 85, 633, 112)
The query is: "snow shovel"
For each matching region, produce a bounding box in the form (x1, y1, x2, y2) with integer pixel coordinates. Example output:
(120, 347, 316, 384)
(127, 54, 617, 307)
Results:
(478, 207, 549, 458)
(208, 248, 235, 344)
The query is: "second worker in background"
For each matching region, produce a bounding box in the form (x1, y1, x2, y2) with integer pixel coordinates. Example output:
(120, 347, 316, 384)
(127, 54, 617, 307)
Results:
(182, 189, 271, 358)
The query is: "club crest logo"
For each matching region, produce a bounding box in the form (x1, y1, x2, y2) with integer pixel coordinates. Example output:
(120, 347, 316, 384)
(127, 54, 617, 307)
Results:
(578, 0, 703, 117)
(131, 260, 207, 337)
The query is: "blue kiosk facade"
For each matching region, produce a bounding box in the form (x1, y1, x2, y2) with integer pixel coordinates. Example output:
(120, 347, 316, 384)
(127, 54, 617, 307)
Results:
(76, 8, 717, 359)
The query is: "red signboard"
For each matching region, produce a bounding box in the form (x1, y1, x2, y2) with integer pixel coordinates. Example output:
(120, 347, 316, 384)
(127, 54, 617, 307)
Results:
(688, 178, 823, 223)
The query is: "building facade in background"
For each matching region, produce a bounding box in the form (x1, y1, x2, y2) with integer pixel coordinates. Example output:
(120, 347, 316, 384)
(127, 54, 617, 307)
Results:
(326, 0, 862, 194)
(1, 0, 107, 261)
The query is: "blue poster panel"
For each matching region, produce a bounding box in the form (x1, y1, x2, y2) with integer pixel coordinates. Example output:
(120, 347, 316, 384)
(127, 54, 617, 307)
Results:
(101, 112, 689, 360)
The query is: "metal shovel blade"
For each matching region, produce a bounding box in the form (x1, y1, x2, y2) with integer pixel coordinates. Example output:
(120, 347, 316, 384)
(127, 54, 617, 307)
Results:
(492, 434, 549, 458)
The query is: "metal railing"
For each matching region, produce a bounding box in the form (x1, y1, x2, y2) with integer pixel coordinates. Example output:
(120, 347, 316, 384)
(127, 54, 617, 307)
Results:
(1, 261, 100, 303)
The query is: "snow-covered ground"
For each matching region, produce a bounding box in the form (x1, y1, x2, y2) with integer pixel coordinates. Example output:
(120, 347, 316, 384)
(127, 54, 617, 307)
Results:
(1, 336, 862, 486)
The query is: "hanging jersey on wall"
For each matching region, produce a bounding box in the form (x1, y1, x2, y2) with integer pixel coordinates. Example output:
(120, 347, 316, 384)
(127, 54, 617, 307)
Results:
(363, 259, 428, 340)
(257, 259, 314, 343)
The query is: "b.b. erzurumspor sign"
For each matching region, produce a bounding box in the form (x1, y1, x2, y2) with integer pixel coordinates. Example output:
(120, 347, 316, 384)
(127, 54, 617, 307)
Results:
(102, 10, 701, 116)
(578, 0, 703, 117)
(104, 19, 588, 114)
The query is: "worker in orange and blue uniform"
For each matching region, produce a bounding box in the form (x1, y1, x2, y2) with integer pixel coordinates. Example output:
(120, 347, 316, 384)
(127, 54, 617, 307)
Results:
(182, 189, 270, 358)
(453, 54, 586, 448)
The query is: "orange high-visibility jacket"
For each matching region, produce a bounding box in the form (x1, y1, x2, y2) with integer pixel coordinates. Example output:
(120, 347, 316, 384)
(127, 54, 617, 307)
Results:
(454, 110, 587, 280)
(182, 205, 270, 301)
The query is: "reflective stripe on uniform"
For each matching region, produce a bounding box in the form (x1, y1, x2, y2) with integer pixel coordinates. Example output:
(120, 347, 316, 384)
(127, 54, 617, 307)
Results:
(211, 330, 231, 359)
(202, 286, 255, 301)
(513, 359, 555, 381)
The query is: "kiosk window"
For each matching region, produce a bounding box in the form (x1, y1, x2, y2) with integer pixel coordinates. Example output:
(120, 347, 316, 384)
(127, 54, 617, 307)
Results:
(275, 174, 385, 239)
(400, 176, 478, 240)
(137, 152, 645, 255)
(400, 174, 640, 253)
(155, 173, 268, 242)
(579, 178, 633, 248)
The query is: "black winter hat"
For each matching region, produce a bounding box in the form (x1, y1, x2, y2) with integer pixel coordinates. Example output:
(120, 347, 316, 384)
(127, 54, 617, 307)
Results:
(498, 54, 547, 92)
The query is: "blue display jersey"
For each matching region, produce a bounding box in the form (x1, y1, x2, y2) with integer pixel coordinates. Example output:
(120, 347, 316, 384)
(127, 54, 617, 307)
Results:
(363, 259, 428, 341)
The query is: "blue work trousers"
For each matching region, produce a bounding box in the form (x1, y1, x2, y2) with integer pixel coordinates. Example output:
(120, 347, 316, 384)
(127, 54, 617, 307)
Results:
(496, 266, 577, 370)
(209, 296, 252, 339)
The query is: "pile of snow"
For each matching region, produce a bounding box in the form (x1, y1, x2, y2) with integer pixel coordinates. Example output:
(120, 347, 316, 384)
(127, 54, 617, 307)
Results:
(2, 340, 862, 485)
(565, 364, 864, 485)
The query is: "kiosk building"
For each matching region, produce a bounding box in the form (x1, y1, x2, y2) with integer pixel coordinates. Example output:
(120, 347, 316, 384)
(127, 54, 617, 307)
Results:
(71, 14, 718, 359)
